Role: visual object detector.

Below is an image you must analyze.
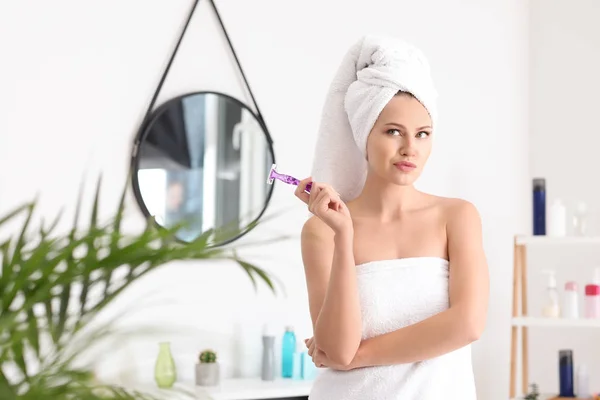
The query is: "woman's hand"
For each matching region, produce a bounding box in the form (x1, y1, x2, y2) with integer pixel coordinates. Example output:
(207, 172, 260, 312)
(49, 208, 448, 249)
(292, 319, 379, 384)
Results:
(295, 178, 352, 235)
(304, 337, 356, 371)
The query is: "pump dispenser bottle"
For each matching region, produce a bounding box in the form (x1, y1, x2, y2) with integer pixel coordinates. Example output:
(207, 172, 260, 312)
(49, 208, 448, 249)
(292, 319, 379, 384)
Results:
(542, 270, 560, 318)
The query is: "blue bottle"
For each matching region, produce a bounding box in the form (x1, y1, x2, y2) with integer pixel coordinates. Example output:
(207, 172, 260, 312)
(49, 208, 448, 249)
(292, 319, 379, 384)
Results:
(533, 178, 546, 235)
(281, 326, 296, 378)
(292, 343, 303, 380)
(559, 349, 574, 397)
(301, 352, 318, 380)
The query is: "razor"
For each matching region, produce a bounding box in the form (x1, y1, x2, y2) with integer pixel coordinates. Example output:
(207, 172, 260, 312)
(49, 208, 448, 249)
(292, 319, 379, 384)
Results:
(267, 164, 312, 193)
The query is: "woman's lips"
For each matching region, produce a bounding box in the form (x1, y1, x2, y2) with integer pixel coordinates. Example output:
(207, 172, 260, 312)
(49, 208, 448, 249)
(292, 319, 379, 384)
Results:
(394, 161, 416, 172)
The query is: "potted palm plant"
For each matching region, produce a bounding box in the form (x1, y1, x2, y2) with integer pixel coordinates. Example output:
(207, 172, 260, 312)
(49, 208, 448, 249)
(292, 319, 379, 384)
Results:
(0, 175, 282, 399)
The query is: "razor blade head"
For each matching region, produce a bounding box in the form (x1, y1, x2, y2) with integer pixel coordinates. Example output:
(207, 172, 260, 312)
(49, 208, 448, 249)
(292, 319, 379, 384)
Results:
(267, 163, 278, 184)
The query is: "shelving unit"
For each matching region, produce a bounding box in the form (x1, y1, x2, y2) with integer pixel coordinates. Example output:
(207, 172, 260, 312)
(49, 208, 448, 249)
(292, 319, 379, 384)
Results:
(509, 234, 600, 399)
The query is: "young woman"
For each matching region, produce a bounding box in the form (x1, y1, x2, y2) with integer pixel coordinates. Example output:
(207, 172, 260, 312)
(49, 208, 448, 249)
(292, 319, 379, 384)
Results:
(295, 36, 489, 399)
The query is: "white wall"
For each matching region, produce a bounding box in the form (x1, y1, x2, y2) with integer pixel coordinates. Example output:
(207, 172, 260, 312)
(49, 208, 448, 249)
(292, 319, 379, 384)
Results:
(0, 1, 529, 399)
(528, 0, 600, 395)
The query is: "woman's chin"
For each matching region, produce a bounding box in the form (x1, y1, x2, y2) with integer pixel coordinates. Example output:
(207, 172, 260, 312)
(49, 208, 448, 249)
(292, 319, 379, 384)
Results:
(388, 170, 419, 186)
(390, 176, 417, 186)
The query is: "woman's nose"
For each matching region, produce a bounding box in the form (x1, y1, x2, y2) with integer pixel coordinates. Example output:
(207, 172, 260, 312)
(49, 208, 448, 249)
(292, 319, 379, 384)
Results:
(400, 141, 417, 157)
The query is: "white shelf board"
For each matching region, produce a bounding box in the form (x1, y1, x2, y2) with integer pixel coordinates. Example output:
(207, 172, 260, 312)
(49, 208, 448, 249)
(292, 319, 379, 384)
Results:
(516, 235, 600, 245)
(194, 377, 313, 400)
(512, 316, 600, 328)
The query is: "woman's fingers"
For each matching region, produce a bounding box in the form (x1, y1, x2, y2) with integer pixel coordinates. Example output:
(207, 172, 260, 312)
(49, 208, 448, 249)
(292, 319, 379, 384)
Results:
(297, 180, 343, 216)
(313, 187, 341, 215)
(294, 177, 313, 204)
(310, 187, 330, 214)
(314, 349, 328, 368)
(304, 337, 313, 351)
(304, 338, 326, 368)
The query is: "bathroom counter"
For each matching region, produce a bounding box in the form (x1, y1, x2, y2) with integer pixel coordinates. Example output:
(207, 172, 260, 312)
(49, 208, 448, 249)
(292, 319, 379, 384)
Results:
(194, 377, 313, 400)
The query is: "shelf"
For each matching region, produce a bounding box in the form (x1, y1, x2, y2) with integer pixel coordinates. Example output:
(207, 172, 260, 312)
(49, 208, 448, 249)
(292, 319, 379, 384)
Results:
(512, 316, 600, 328)
(511, 396, 595, 400)
(515, 235, 600, 245)
(194, 377, 313, 400)
(130, 378, 313, 400)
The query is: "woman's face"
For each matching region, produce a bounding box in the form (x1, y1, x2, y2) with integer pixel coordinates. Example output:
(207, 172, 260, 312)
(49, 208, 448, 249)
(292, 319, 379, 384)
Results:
(365, 94, 433, 186)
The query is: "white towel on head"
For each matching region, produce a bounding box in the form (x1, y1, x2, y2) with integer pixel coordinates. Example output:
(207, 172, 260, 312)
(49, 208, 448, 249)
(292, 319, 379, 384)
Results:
(310, 34, 438, 203)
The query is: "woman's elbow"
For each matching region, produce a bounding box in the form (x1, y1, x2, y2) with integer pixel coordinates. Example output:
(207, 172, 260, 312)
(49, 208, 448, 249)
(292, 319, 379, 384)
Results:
(464, 315, 486, 343)
(326, 347, 358, 367)
(314, 335, 359, 366)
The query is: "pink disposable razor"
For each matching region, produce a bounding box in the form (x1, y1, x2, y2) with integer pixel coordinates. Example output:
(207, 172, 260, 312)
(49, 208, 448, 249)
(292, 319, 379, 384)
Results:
(267, 164, 312, 193)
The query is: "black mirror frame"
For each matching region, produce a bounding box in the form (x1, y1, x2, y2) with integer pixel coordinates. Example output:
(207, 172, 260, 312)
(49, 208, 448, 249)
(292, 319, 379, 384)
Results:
(130, 90, 276, 247)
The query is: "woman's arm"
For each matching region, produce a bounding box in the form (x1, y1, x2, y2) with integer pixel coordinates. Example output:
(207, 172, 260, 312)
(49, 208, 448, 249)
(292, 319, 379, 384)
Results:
(347, 200, 489, 368)
(301, 215, 362, 366)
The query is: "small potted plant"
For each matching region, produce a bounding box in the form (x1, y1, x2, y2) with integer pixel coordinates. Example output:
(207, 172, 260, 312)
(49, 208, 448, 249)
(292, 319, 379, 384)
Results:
(195, 349, 220, 386)
(524, 383, 540, 400)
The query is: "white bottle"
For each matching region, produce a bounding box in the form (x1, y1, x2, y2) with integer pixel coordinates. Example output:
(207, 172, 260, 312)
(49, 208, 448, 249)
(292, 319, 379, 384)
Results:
(576, 364, 590, 398)
(563, 281, 579, 319)
(542, 270, 560, 318)
(572, 201, 588, 236)
(548, 199, 567, 237)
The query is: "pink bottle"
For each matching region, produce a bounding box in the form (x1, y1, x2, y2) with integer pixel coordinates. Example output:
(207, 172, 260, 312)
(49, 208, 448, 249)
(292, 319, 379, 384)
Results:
(584, 284, 600, 318)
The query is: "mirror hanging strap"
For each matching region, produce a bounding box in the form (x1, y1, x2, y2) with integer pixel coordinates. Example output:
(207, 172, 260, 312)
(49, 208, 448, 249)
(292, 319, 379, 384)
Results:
(140, 0, 271, 143)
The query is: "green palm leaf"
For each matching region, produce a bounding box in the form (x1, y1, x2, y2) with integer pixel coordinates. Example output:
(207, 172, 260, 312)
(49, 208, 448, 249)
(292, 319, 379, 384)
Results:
(0, 173, 289, 399)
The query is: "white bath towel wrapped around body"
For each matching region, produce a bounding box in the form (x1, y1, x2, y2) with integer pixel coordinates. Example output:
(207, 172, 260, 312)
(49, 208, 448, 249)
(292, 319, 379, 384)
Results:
(308, 258, 476, 400)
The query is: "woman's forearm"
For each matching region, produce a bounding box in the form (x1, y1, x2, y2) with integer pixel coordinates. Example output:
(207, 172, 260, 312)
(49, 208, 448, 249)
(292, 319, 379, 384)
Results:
(313, 230, 362, 366)
(352, 306, 482, 368)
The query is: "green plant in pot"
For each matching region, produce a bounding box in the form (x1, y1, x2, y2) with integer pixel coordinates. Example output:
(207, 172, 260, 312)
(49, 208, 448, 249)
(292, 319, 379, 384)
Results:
(0, 174, 282, 399)
(195, 349, 219, 387)
(524, 383, 540, 400)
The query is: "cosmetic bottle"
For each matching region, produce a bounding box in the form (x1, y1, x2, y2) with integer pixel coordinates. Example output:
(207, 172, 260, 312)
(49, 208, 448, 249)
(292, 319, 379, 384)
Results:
(281, 326, 296, 378)
(585, 285, 600, 318)
(585, 269, 600, 319)
(563, 281, 579, 319)
(576, 364, 590, 398)
(572, 201, 588, 236)
(301, 350, 318, 380)
(261, 324, 277, 381)
(542, 270, 560, 318)
(559, 350, 575, 398)
(533, 178, 546, 235)
(585, 283, 600, 318)
(292, 342, 304, 380)
(548, 199, 566, 237)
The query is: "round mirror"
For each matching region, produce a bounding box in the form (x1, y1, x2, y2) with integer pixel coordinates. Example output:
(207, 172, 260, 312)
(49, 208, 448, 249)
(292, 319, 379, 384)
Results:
(131, 91, 275, 245)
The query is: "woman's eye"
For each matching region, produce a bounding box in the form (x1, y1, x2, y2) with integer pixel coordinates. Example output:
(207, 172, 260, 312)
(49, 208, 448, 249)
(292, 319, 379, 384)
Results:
(387, 129, 401, 136)
(417, 131, 430, 138)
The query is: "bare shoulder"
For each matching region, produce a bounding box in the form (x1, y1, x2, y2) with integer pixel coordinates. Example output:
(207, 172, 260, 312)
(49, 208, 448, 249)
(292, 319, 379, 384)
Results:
(301, 215, 335, 241)
(440, 197, 481, 224)
(419, 194, 482, 233)
(300, 215, 336, 268)
(417, 193, 480, 221)
(434, 197, 483, 245)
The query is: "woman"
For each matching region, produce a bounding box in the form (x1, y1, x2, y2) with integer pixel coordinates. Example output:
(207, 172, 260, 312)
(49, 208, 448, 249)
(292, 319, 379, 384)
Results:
(294, 35, 489, 399)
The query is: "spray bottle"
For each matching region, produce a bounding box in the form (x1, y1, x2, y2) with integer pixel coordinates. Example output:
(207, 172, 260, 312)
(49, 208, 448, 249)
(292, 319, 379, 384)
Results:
(542, 270, 560, 318)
